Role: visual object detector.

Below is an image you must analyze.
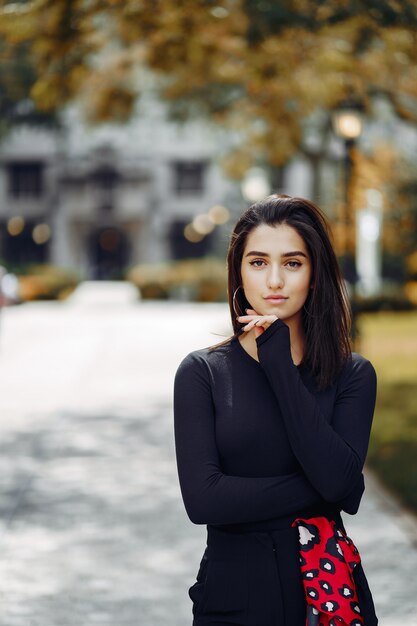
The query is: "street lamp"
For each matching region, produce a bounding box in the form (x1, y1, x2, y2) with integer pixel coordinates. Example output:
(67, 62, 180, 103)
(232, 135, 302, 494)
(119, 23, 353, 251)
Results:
(332, 106, 363, 143)
(331, 99, 364, 347)
(331, 99, 364, 270)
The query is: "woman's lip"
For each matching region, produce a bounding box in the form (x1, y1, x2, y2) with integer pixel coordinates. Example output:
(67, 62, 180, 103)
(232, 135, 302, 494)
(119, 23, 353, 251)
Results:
(264, 296, 288, 301)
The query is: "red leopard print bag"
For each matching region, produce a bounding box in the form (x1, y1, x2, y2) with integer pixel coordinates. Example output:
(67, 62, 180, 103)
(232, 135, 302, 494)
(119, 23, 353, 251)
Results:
(291, 516, 364, 626)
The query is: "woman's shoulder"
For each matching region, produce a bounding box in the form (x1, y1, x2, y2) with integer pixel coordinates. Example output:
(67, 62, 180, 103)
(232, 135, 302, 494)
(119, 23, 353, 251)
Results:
(174, 337, 235, 378)
(350, 351, 376, 374)
(336, 351, 377, 389)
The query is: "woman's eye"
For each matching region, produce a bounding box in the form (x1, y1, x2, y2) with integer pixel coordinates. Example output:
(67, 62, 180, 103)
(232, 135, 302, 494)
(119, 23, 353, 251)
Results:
(249, 259, 265, 267)
(286, 261, 302, 268)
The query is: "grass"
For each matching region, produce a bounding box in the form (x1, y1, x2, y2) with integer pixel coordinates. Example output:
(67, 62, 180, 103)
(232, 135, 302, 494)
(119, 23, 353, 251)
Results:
(357, 311, 417, 515)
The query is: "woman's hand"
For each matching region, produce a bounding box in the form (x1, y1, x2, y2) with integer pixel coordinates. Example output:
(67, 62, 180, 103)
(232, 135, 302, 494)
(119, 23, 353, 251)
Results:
(237, 308, 279, 338)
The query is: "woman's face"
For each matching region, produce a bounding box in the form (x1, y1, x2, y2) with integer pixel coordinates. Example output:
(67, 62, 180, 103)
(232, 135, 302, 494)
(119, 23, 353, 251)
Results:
(240, 222, 313, 327)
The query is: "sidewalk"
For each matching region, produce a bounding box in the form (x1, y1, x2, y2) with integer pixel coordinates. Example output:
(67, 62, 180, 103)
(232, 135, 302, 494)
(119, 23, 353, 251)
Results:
(0, 291, 415, 625)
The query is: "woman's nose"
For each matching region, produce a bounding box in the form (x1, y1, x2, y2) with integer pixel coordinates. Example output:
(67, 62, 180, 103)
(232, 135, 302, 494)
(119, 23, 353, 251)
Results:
(267, 266, 284, 289)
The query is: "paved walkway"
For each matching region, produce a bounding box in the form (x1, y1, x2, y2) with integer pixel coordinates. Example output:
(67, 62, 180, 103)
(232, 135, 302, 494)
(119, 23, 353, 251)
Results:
(0, 289, 415, 625)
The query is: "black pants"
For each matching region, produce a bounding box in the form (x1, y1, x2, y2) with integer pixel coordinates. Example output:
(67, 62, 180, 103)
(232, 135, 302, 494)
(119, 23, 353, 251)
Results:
(188, 520, 378, 626)
(189, 523, 306, 626)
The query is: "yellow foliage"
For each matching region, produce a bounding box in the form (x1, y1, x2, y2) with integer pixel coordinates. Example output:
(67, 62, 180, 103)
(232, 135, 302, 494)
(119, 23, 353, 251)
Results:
(2, 0, 417, 165)
(406, 251, 417, 274)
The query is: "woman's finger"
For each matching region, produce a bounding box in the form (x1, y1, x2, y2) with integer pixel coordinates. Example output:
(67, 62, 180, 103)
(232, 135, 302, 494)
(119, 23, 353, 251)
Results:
(242, 316, 270, 330)
(238, 314, 278, 324)
(237, 315, 259, 321)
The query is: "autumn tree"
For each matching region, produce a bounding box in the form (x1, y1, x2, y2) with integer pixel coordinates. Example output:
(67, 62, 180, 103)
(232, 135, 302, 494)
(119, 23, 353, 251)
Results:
(1, 0, 417, 170)
(0, 36, 58, 139)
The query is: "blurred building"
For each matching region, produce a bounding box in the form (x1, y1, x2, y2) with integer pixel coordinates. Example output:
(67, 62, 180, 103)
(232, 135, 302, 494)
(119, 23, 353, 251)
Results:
(0, 95, 252, 278)
(4, 94, 409, 279)
(0, 95, 260, 278)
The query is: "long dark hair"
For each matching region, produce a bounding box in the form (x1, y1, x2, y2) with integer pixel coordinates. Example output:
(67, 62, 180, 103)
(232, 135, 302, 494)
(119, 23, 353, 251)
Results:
(211, 193, 352, 390)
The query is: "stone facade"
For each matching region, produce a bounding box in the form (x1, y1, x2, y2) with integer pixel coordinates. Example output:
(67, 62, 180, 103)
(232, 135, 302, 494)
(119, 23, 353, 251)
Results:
(0, 98, 248, 278)
(3, 94, 400, 279)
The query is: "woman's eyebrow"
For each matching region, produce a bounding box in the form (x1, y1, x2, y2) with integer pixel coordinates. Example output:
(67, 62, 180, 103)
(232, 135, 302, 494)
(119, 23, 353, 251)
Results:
(244, 250, 269, 257)
(245, 250, 308, 258)
(282, 250, 308, 258)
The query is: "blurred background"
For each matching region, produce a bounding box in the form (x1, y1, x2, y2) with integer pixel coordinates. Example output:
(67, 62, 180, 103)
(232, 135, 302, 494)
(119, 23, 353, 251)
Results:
(0, 1, 416, 625)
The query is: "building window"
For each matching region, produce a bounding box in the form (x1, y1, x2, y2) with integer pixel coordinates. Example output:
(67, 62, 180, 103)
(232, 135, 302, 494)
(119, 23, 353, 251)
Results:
(169, 219, 213, 259)
(2, 218, 49, 266)
(172, 161, 207, 195)
(7, 161, 44, 198)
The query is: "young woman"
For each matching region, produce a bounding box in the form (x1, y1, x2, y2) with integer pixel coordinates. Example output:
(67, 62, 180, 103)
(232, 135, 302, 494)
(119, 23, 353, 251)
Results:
(173, 194, 378, 626)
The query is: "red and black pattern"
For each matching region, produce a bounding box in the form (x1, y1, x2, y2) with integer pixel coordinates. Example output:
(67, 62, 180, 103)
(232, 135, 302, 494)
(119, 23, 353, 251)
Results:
(291, 516, 363, 626)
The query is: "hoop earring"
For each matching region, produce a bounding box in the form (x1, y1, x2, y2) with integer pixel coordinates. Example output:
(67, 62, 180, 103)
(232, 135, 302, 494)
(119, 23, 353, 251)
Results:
(232, 285, 244, 316)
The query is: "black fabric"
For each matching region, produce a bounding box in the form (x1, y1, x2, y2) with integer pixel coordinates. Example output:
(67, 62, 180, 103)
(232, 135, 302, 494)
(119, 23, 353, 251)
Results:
(173, 318, 378, 624)
(189, 525, 308, 626)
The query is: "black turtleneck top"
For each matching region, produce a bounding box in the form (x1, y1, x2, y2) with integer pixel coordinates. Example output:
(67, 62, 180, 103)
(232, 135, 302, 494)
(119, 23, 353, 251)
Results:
(173, 318, 377, 532)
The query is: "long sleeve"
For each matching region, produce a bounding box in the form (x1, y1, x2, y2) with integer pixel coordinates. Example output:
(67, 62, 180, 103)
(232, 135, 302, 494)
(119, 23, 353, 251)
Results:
(173, 351, 326, 525)
(256, 319, 377, 503)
